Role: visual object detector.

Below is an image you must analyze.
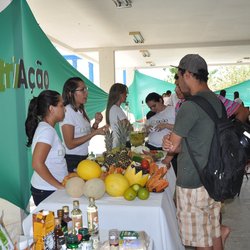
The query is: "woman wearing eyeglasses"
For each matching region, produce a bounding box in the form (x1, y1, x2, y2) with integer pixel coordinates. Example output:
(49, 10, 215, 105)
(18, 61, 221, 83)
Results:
(60, 77, 108, 172)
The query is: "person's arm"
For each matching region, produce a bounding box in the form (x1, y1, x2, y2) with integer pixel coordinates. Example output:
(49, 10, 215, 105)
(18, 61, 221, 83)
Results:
(32, 142, 64, 189)
(162, 132, 182, 153)
(161, 153, 175, 169)
(233, 105, 250, 123)
(61, 124, 107, 149)
(155, 123, 174, 131)
(92, 112, 103, 130)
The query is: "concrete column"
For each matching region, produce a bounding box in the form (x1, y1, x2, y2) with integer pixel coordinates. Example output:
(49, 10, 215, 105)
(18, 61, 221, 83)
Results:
(99, 48, 115, 93)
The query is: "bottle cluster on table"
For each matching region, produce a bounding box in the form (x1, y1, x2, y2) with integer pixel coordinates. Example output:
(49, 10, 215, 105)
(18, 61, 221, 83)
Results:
(52, 198, 100, 250)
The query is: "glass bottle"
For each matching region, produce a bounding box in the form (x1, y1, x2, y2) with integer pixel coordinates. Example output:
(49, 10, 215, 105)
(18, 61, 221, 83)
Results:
(78, 228, 93, 250)
(87, 197, 99, 249)
(87, 197, 99, 235)
(66, 234, 79, 250)
(71, 200, 83, 234)
(62, 205, 73, 235)
(54, 217, 66, 250)
(57, 209, 67, 234)
(88, 151, 95, 160)
(109, 229, 119, 248)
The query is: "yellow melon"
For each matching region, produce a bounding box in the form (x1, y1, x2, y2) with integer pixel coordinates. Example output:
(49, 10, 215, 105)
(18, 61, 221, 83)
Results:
(77, 159, 102, 180)
(105, 174, 129, 197)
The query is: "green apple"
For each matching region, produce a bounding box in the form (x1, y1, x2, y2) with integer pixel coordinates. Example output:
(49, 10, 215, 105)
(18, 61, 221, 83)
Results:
(131, 184, 142, 193)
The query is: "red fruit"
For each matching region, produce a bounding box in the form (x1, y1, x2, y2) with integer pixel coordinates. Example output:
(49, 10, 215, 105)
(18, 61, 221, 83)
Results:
(141, 159, 150, 170)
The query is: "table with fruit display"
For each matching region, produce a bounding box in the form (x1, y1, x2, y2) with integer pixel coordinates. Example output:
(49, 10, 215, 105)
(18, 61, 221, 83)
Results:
(22, 144, 183, 250)
(23, 125, 184, 249)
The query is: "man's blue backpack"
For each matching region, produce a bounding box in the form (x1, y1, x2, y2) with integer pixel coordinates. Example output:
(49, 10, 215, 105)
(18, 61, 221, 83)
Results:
(185, 95, 247, 201)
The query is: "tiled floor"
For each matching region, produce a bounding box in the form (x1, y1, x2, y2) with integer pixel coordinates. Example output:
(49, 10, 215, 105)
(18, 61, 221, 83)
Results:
(222, 175, 250, 250)
(185, 175, 250, 250)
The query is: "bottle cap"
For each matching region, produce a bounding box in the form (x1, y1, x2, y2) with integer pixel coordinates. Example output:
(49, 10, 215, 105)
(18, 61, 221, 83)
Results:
(62, 205, 69, 213)
(73, 200, 79, 207)
(89, 197, 95, 202)
(57, 209, 63, 217)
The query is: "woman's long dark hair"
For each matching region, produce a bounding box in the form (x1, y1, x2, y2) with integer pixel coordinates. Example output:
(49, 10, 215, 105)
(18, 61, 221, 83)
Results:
(25, 90, 60, 147)
(62, 77, 90, 122)
(105, 83, 128, 125)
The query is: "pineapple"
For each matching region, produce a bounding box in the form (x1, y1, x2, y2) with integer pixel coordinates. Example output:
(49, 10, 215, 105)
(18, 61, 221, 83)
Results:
(103, 121, 131, 169)
(104, 153, 116, 166)
(103, 130, 115, 167)
(104, 129, 113, 153)
(116, 119, 131, 149)
(116, 148, 132, 169)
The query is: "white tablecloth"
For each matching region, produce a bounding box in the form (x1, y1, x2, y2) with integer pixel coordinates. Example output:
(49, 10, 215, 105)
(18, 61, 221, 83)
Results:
(23, 167, 184, 250)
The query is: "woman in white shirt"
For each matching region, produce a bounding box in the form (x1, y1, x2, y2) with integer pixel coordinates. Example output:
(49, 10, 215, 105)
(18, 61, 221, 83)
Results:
(106, 83, 130, 148)
(25, 90, 68, 206)
(60, 77, 108, 172)
(145, 92, 175, 150)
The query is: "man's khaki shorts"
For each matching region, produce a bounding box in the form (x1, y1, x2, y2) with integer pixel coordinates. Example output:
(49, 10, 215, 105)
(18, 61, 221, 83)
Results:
(176, 186, 221, 247)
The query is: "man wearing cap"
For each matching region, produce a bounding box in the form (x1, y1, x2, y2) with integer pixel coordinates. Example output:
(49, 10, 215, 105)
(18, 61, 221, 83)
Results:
(163, 54, 230, 249)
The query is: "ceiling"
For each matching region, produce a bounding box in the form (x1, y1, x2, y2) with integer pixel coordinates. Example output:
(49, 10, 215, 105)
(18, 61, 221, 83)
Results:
(23, 0, 250, 69)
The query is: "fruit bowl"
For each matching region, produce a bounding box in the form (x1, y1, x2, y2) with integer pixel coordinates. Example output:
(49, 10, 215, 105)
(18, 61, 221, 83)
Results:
(129, 131, 146, 146)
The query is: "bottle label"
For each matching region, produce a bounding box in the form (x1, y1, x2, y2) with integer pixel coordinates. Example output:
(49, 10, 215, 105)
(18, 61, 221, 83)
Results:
(57, 235, 66, 249)
(109, 229, 119, 246)
(91, 234, 100, 250)
(72, 215, 82, 233)
(87, 211, 98, 234)
(67, 221, 73, 234)
(80, 241, 93, 250)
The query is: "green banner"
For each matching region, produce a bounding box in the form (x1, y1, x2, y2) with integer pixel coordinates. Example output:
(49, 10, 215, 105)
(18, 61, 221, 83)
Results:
(0, 0, 108, 211)
(127, 70, 175, 120)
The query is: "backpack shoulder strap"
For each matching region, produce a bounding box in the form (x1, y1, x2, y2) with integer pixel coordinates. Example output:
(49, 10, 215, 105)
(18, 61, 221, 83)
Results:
(188, 95, 226, 123)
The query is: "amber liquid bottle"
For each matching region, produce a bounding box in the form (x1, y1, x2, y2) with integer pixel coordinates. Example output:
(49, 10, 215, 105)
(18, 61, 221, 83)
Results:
(62, 205, 73, 235)
(57, 209, 67, 233)
(54, 217, 66, 250)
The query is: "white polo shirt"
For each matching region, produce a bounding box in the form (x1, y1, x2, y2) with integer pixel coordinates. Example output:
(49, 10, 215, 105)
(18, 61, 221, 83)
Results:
(31, 122, 68, 190)
(60, 104, 91, 156)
